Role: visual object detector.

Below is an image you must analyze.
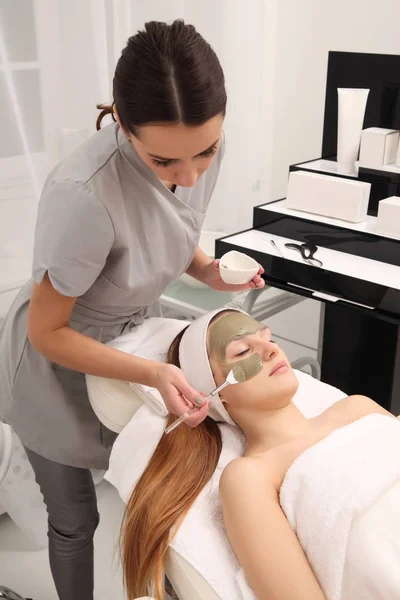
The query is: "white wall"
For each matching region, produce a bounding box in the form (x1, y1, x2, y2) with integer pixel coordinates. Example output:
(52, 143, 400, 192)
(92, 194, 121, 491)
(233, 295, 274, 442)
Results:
(270, 0, 400, 200)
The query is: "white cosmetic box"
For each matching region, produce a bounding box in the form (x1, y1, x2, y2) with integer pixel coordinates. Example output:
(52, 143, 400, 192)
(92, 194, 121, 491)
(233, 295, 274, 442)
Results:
(286, 170, 371, 223)
(359, 127, 399, 166)
(376, 196, 400, 239)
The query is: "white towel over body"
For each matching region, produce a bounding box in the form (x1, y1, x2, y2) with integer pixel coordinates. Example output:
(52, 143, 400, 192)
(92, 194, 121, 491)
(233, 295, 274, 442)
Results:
(279, 414, 400, 600)
(342, 478, 400, 600)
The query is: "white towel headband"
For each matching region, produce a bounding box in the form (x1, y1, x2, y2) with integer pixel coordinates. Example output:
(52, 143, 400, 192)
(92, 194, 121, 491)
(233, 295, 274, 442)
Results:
(179, 307, 245, 426)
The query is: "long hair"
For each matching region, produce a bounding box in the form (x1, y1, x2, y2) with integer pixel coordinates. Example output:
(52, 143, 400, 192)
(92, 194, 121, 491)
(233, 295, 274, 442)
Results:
(121, 325, 223, 599)
(97, 19, 227, 133)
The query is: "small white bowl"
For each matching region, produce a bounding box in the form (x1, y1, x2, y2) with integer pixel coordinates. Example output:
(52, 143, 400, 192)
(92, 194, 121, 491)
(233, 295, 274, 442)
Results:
(219, 251, 259, 285)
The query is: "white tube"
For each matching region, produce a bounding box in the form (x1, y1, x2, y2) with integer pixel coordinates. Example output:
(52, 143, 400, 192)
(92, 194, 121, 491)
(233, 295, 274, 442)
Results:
(337, 88, 370, 174)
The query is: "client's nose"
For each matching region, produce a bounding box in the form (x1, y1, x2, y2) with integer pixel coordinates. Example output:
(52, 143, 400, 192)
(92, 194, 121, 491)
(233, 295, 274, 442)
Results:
(257, 337, 278, 361)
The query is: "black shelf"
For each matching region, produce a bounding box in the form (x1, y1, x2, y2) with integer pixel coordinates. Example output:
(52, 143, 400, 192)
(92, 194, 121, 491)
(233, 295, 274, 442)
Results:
(252, 199, 400, 265)
(215, 234, 400, 323)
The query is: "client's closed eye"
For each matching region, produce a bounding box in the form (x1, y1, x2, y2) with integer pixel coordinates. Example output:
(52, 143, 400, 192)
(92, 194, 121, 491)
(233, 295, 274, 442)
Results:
(235, 348, 249, 357)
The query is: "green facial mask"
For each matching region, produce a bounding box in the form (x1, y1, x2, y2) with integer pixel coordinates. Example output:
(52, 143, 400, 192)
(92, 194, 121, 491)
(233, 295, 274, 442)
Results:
(230, 354, 264, 383)
(208, 313, 265, 379)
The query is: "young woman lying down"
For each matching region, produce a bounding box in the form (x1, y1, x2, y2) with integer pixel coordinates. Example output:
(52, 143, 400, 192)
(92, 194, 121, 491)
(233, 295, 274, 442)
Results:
(121, 308, 400, 600)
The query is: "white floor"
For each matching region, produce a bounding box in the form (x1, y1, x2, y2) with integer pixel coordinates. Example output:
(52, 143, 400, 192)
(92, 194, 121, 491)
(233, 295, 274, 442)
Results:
(0, 479, 126, 600)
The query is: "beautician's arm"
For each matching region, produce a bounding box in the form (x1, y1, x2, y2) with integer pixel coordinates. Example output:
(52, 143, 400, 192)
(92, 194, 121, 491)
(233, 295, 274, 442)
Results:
(185, 246, 212, 281)
(220, 459, 326, 600)
(27, 273, 208, 425)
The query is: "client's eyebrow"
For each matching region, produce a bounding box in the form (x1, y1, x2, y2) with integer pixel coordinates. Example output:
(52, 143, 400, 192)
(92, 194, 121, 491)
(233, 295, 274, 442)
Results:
(147, 138, 220, 162)
(232, 325, 270, 341)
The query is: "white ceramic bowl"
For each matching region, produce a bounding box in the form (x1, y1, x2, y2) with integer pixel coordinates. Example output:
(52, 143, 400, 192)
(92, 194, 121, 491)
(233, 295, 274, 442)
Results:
(219, 251, 259, 285)
(180, 230, 226, 289)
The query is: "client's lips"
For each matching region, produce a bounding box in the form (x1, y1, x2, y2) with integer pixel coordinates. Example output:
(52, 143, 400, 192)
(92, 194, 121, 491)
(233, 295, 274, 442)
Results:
(269, 360, 288, 376)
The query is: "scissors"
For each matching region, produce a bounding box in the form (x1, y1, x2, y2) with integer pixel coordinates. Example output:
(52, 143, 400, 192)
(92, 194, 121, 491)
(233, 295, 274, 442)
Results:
(284, 242, 323, 268)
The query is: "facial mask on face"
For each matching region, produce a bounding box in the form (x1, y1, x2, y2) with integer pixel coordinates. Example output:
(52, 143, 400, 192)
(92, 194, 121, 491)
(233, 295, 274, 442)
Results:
(208, 313, 264, 378)
(179, 308, 269, 425)
(230, 353, 263, 383)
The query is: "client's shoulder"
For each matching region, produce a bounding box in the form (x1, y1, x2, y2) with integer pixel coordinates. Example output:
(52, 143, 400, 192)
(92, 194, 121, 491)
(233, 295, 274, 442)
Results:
(219, 456, 277, 500)
(324, 394, 395, 425)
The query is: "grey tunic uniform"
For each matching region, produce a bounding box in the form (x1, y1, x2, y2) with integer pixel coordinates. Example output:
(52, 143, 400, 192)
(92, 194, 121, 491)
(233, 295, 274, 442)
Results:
(0, 123, 224, 469)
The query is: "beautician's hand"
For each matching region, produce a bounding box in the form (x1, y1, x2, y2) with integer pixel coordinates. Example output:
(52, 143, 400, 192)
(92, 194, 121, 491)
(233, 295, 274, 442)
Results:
(154, 363, 210, 427)
(204, 259, 265, 292)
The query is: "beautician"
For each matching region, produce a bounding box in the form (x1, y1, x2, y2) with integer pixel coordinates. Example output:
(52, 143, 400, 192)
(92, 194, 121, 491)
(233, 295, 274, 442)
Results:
(0, 19, 264, 600)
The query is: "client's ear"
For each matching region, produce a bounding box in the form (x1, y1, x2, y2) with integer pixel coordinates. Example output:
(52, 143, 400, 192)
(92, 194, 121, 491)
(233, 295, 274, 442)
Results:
(219, 392, 229, 404)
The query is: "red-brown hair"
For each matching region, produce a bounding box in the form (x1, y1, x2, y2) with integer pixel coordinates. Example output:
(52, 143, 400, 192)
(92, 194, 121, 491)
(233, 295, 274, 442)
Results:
(120, 326, 223, 599)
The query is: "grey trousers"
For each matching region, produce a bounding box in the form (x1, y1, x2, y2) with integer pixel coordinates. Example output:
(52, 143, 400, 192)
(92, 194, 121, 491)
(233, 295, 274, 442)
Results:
(25, 447, 99, 600)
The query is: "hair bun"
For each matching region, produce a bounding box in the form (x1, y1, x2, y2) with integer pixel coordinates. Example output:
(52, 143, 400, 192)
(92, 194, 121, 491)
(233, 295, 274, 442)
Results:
(96, 103, 116, 130)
